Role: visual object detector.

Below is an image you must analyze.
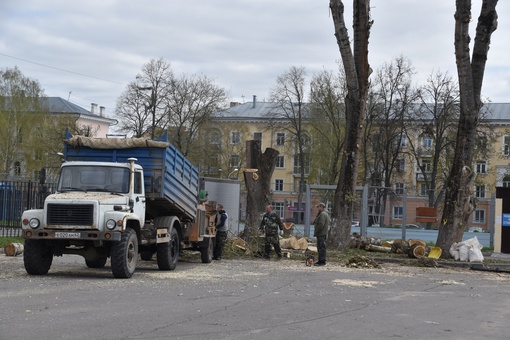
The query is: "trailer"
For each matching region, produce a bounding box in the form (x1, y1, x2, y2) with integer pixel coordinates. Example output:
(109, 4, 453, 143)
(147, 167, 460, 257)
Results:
(21, 131, 216, 278)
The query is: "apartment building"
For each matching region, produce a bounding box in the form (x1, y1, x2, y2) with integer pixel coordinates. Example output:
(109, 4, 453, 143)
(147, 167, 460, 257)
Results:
(203, 99, 509, 230)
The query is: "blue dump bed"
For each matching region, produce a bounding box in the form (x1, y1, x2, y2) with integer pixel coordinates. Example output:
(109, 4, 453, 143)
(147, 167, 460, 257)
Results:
(63, 131, 199, 220)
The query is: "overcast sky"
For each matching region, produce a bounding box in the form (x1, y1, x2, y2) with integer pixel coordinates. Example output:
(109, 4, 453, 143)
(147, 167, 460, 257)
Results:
(1, 1, 509, 121)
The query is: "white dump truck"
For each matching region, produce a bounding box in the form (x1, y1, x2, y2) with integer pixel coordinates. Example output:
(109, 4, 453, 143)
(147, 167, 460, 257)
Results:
(21, 131, 216, 278)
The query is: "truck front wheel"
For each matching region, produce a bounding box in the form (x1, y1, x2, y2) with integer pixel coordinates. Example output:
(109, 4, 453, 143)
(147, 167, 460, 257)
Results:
(24, 239, 53, 275)
(111, 228, 138, 278)
(157, 227, 179, 270)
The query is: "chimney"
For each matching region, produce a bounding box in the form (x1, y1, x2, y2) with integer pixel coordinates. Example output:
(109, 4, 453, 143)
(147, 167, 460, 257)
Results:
(91, 103, 98, 115)
(99, 106, 105, 117)
(252, 95, 257, 108)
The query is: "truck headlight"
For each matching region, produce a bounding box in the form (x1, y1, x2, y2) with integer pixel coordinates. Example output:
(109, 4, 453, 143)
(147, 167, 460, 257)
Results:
(106, 219, 117, 230)
(29, 218, 40, 229)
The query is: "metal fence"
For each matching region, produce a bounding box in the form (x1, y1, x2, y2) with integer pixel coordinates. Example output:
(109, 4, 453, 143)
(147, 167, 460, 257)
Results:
(0, 180, 56, 237)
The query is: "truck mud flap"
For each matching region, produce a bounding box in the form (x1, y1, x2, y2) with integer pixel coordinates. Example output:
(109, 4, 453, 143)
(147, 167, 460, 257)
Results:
(157, 228, 170, 243)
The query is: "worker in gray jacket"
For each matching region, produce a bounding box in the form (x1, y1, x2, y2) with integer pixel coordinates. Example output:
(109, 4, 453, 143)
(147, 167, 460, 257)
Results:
(313, 202, 330, 266)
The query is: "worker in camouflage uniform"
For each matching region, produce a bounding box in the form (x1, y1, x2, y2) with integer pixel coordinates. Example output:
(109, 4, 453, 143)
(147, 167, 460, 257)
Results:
(259, 204, 284, 259)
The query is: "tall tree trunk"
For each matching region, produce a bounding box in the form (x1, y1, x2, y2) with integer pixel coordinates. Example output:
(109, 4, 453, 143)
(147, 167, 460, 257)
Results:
(437, 0, 498, 254)
(328, 0, 371, 249)
(243, 140, 279, 239)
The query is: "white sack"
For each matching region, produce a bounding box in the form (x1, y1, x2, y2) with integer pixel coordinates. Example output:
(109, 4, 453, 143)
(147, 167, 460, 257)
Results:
(449, 242, 460, 261)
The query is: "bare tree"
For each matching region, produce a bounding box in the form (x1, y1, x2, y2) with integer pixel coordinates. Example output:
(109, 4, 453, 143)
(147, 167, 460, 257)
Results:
(437, 0, 498, 254)
(328, 0, 371, 249)
(406, 71, 459, 215)
(116, 58, 173, 138)
(363, 56, 417, 226)
(166, 73, 227, 159)
(269, 66, 309, 223)
(309, 68, 347, 185)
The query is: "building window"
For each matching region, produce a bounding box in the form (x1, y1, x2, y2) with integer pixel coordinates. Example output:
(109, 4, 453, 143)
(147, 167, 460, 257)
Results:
(475, 161, 487, 174)
(35, 150, 43, 161)
(393, 206, 403, 219)
(231, 131, 240, 145)
(16, 127, 23, 144)
(253, 132, 262, 149)
(503, 175, 510, 188)
(275, 179, 284, 191)
(420, 183, 428, 196)
(395, 182, 404, 195)
(293, 154, 310, 175)
(14, 161, 21, 177)
(229, 155, 240, 168)
(276, 132, 285, 146)
(276, 155, 285, 168)
(210, 131, 220, 145)
(421, 158, 432, 173)
(273, 202, 285, 219)
(504, 136, 510, 156)
(475, 185, 486, 198)
(422, 135, 432, 149)
(396, 158, 405, 172)
(396, 135, 406, 148)
(473, 209, 485, 223)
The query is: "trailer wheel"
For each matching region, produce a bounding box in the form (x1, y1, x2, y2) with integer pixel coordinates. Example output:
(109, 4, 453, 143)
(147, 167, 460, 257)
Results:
(200, 237, 214, 263)
(111, 228, 138, 278)
(157, 227, 179, 270)
(85, 255, 108, 268)
(24, 239, 53, 275)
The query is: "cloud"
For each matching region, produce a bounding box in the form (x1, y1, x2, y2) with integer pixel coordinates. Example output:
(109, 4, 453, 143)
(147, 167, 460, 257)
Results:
(0, 0, 508, 120)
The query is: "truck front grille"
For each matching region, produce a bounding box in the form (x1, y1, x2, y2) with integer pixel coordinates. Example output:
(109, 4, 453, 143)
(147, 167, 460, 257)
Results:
(47, 204, 94, 226)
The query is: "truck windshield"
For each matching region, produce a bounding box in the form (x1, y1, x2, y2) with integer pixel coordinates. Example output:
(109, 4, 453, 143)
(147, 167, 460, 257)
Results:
(58, 165, 130, 193)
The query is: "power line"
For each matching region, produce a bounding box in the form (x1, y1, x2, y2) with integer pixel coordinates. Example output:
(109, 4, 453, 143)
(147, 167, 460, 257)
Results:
(0, 52, 124, 85)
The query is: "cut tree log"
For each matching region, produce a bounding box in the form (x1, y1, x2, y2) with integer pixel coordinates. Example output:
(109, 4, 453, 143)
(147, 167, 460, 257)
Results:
(280, 236, 300, 250)
(4, 242, 24, 256)
(297, 237, 308, 250)
(408, 244, 426, 258)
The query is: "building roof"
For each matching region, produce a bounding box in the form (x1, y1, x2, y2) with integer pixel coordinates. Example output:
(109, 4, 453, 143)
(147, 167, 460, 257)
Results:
(215, 100, 510, 123)
(44, 97, 116, 125)
(216, 101, 290, 121)
(44, 97, 91, 115)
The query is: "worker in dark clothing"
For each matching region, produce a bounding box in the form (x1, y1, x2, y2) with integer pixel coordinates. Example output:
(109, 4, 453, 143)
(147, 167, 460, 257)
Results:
(259, 204, 284, 259)
(213, 203, 228, 260)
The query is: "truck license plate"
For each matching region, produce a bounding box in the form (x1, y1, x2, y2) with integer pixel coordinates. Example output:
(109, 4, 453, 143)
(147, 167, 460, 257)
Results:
(55, 232, 81, 238)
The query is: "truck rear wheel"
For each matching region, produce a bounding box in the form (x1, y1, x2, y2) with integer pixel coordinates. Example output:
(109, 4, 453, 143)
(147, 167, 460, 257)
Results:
(157, 227, 179, 270)
(111, 228, 138, 278)
(200, 237, 214, 263)
(24, 239, 53, 275)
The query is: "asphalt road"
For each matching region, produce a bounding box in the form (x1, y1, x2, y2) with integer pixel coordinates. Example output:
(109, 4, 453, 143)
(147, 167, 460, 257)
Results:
(1, 252, 510, 340)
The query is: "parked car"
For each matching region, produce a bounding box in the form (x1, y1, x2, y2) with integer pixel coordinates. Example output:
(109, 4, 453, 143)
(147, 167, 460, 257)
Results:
(351, 220, 360, 228)
(395, 224, 423, 229)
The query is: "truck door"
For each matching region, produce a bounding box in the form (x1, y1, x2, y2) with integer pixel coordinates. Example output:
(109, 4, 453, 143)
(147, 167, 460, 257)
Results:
(133, 171, 146, 224)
